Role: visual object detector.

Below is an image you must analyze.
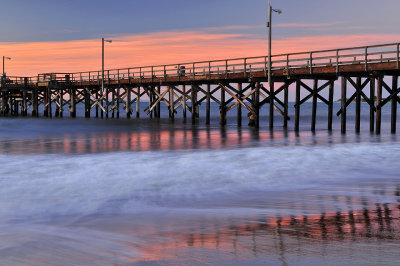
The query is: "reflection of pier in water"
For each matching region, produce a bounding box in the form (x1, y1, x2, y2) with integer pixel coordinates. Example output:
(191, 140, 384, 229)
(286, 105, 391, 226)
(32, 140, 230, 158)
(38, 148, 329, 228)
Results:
(105, 185, 400, 262)
(1, 127, 397, 155)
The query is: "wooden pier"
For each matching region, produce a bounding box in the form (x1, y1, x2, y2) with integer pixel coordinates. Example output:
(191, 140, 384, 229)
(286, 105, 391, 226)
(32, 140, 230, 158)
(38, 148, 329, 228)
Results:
(1, 42, 400, 133)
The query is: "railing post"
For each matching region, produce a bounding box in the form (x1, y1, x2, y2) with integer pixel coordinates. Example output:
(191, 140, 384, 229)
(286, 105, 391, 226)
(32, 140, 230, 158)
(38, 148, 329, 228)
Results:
(193, 63, 195, 79)
(151, 66, 154, 82)
(163, 65, 166, 80)
(140, 67, 142, 83)
(397, 43, 399, 70)
(208, 61, 211, 77)
(128, 69, 130, 83)
(336, 49, 339, 74)
(264, 56, 267, 76)
(286, 54, 290, 76)
(365, 47, 368, 71)
(244, 58, 247, 78)
(225, 60, 228, 78)
(310, 52, 313, 74)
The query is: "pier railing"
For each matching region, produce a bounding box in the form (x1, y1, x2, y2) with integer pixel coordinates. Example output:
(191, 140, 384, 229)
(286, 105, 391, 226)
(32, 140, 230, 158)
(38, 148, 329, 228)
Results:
(2, 42, 400, 86)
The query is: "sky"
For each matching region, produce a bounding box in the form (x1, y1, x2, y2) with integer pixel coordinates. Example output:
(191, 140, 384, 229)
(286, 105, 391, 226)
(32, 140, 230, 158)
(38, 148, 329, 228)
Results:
(1, 0, 399, 76)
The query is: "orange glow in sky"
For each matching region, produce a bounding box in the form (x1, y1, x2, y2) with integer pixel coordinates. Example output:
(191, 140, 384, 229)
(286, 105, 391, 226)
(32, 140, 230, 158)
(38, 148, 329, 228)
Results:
(1, 29, 399, 76)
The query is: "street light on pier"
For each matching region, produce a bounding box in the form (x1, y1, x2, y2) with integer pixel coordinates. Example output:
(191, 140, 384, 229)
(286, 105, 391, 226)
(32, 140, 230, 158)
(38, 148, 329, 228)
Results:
(102, 38, 112, 94)
(267, 0, 282, 128)
(2, 56, 12, 80)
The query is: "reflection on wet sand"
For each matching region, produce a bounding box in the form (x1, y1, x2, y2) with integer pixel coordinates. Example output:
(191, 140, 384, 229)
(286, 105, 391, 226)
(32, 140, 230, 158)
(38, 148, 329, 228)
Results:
(66, 185, 399, 264)
(0, 127, 397, 155)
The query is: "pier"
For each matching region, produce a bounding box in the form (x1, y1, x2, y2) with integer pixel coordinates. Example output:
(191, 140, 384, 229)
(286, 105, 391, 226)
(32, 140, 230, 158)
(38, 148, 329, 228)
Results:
(1, 42, 400, 134)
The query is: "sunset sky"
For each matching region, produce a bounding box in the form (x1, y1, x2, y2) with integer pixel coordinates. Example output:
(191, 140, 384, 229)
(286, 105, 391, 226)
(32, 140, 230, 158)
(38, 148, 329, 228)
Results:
(1, 0, 399, 76)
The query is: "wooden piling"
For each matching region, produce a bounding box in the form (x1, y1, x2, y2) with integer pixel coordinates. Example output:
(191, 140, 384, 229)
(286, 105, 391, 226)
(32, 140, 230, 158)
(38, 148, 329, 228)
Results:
(311, 79, 318, 131)
(284, 82, 289, 128)
(391, 75, 398, 133)
(136, 87, 140, 118)
(157, 85, 161, 118)
(117, 87, 120, 119)
(255, 82, 260, 128)
(269, 81, 275, 129)
(182, 85, 187, 122)
(237, 83, 242, 127)
(105, 88, 109, 119)
(59, 88, 64, 118)
(44, 88, 49, 117)
(85, 88, 91, 118)
(220, 84, 226, 126)
(341, 77, 347, 134)
(49, 88, 53, 118)
(126, 87, 131, 119)
(328, 80, 334, 130)
(169, 86, 174, 119)
(70, 87, 76, 118)
(149, 87, 153, 119)
(369, 77, 375, 132)
(295, 80, 301, 132)
(111, 88, 115, 118)
(191, 84, 196, 125)
(206, 83, 211, 125)
(32, 87, 38, 117)
(376, 76, 382, 134)
(355, 77, 361, 133)
(22, 90, 27, 116)
(55, 90, 60, 118)
(96, 89, 99, 118)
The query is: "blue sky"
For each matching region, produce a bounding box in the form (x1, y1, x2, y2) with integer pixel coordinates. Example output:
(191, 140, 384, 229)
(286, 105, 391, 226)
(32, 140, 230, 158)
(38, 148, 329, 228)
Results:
(1, 0, 399, 42)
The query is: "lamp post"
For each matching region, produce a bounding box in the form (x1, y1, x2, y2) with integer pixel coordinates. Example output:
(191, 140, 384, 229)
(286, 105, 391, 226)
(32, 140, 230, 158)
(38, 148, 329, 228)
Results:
(101, 38, 112, 94)
(2, 56, 11, 80)
(267, 0, 281, 128)
(101, 38, 112, 118)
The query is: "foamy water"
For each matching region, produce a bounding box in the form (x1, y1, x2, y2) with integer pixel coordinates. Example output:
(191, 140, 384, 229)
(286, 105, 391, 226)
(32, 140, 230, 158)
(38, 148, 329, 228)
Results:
(0, 103, 399, 265)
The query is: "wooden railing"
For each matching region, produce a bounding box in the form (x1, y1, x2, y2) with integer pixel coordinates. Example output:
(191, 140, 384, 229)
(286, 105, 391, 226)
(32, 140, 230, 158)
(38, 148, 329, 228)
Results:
(2, 42, 399, 86)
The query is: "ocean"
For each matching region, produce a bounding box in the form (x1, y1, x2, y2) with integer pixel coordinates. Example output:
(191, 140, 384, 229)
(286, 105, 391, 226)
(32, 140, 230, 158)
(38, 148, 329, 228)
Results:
(0, 102, 399, 265)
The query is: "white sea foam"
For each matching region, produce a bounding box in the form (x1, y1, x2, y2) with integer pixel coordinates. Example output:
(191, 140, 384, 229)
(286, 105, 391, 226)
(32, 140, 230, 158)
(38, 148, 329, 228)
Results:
(1, 141, 399, 221)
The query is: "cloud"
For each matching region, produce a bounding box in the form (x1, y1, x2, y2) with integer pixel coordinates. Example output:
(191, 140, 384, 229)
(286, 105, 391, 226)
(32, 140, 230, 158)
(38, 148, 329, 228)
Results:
(276, 22, 342, 28)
